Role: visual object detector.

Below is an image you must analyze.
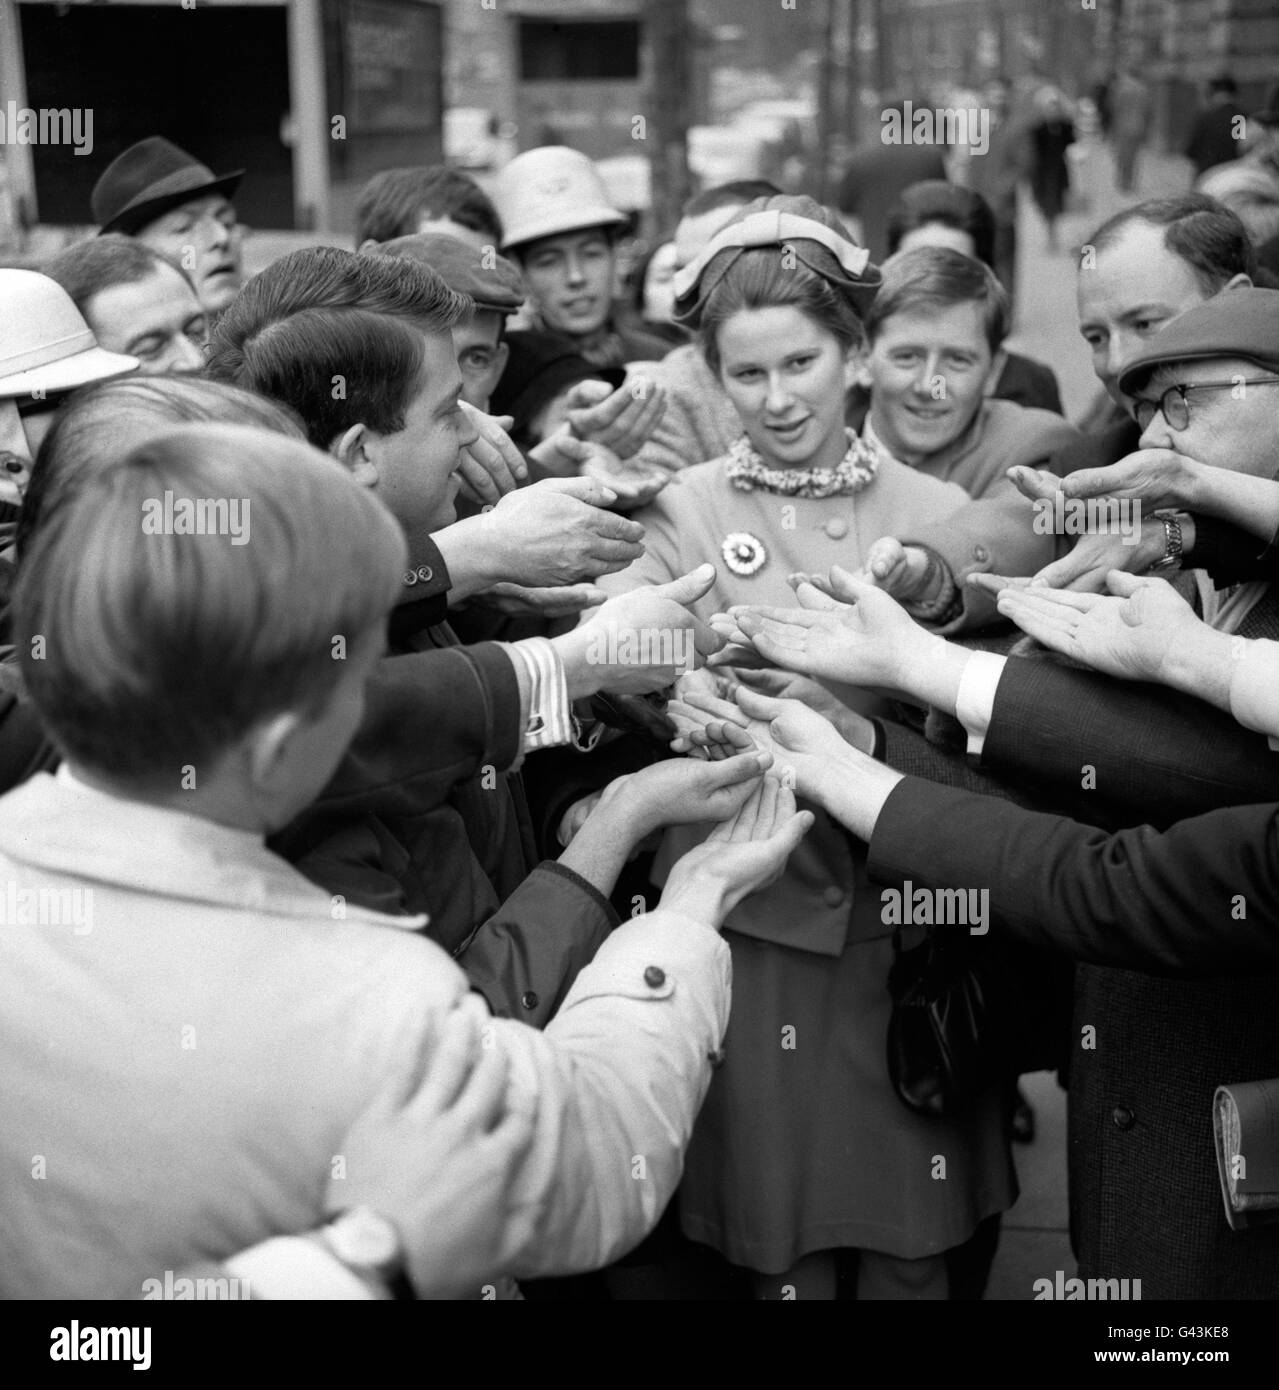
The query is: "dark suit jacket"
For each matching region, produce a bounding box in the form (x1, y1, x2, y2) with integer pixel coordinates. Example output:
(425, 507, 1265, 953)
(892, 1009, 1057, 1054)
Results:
(269, 628, 615, 1028)
(868, 779, 1279, 1299)
(874, 615, 1279, 1296)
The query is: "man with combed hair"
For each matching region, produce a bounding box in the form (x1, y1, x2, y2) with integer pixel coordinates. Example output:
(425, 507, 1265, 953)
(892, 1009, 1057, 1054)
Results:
(0, 421, 811, 1297)
(44, 235, 207, 375)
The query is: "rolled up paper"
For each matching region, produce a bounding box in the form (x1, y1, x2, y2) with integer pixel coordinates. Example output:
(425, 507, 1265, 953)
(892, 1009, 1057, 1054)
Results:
(1213, 1079, 1279, 1231)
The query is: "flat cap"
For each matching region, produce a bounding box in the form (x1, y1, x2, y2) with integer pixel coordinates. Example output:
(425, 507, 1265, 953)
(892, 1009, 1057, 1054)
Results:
(371, 232, 525, 314)
(1118, 288, 1279, 396)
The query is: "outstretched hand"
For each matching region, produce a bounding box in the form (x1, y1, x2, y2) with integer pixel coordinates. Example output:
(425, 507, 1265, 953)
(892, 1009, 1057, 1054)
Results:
(994, 568, 1203, 683)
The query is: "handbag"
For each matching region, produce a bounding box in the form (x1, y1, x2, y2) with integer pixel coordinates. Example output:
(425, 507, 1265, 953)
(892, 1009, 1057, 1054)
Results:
(886, 922, 998, 1119)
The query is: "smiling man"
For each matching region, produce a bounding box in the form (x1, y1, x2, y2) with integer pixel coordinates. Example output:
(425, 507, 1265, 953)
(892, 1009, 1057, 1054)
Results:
(91, 137, 244, 317)
(491, 146, 669, 368)
(852, 246, 1077, 629)
(44, 235, 207, 376)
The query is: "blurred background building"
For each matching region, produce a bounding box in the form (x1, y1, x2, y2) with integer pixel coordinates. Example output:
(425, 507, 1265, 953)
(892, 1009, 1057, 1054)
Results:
(1, 0, 1276, 243)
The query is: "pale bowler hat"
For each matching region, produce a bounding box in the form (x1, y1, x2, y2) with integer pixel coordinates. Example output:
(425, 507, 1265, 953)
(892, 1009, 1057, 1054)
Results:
(0, 269, 139, 398)
(492, 146, 628, 251)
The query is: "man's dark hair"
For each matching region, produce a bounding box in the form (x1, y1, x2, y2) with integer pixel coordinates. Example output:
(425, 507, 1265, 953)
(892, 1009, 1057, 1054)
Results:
(1089, 193, 1256, 293)
(215, 307, 428, 450)
(354, 166, 502, 247)
(682, 180, 782, 220)
(886, 181, 997, 270)
(207, 245, 471, 384)
(43, 234, 195, 316)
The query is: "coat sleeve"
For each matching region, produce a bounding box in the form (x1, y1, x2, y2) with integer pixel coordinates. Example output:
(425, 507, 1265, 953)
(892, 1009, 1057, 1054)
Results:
(492, 908, 731, 1278)
(459, 861, 618, 1027)
(867, 777, 1279, 975)
(980, 655, 1279, 831)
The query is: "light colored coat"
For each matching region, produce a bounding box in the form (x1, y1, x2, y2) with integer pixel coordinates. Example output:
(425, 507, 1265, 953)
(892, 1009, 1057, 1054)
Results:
(0, 770, 730, 1299)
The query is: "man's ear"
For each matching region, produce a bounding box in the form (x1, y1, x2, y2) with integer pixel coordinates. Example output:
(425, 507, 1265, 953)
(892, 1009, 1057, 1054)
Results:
(331, 423, 379, 488)
(245, 708, 307, 796)
(1225, 272, 1254, 291)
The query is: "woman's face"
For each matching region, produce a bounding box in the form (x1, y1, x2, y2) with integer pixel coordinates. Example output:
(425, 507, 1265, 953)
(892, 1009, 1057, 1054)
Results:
(716, 305, 852, 471)
(866, 300, 993, 464)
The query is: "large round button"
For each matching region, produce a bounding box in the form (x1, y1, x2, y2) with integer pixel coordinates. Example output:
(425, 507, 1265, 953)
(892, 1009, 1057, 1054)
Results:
(825, 517, 849, 540)
(823, 885, 846, 908)
(971, 545, 990, 564)
(520, 990, 539, 1011)
(643, 966, 666, 988)
(1112, 1105, 1135, 1130)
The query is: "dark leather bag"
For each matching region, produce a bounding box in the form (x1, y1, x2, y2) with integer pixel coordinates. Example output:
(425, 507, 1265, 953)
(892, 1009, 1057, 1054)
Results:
(886, 924, 998, 1118)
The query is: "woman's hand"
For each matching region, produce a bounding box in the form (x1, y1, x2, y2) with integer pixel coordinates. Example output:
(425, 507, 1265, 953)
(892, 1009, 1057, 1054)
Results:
(861, 538, 936, 602)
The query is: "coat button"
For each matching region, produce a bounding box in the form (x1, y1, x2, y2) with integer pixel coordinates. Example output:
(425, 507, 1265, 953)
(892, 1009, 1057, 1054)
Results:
(823, 885, 846, 908)
(520, 990, 539, 1010)
(824, 517, 848, 540)
(971, 545, 990, 564)
(415, 565, 435, 584)
(643, 966, 666, 988)
(1112, 1105, 1135, 1130)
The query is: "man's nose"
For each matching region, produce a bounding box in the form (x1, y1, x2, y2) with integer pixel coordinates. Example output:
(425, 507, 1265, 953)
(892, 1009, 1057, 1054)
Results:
(166, 334, 207, 375)
(564, 254, 586, 285)
(1137, 408, 1173, 451)
(205, 216, 232, 250)
(911, 352, 941, 395)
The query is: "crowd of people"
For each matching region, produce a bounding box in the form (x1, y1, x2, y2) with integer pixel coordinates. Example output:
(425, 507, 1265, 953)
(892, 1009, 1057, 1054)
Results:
(1, 87, 1279, 1303)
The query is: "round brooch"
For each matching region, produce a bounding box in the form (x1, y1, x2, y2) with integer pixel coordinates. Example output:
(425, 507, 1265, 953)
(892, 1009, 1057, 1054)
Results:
(721, 531, 767, 577)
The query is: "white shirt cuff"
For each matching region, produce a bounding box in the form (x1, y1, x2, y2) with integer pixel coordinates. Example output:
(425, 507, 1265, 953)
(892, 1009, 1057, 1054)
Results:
(505, 636, 575, 752)
(954, 651, 1008, 757)
(223, 1236, 380, 1300)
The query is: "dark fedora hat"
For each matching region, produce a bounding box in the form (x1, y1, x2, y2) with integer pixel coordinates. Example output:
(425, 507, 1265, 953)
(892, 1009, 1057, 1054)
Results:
(91, 137, 244, 235)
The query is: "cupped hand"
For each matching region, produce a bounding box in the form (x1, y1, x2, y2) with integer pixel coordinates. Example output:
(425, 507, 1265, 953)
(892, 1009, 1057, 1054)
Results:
(1060, 448, 1205, 512)
(662, 775, 815, 921)
(564, 376, 668, 459)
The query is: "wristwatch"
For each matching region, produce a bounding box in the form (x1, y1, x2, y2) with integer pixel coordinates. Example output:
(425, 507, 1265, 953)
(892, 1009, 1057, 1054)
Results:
(320, 1207, 414, 1299)
(1149, 514, 1184, 572)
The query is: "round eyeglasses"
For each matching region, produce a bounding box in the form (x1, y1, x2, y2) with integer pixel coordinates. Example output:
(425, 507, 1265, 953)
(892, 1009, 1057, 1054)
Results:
(1133, 377, 1279, 431)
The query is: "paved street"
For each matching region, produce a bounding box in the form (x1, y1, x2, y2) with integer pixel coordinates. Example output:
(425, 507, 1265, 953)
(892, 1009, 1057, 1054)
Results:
(986, 136, 1194, 1300)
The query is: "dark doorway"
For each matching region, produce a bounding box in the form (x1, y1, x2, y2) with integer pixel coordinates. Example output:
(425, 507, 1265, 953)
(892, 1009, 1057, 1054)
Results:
(19, 4, 294, 228)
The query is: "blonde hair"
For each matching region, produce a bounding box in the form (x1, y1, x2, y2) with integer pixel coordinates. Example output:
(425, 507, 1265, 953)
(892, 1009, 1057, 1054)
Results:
(16, 423, 405, 787)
